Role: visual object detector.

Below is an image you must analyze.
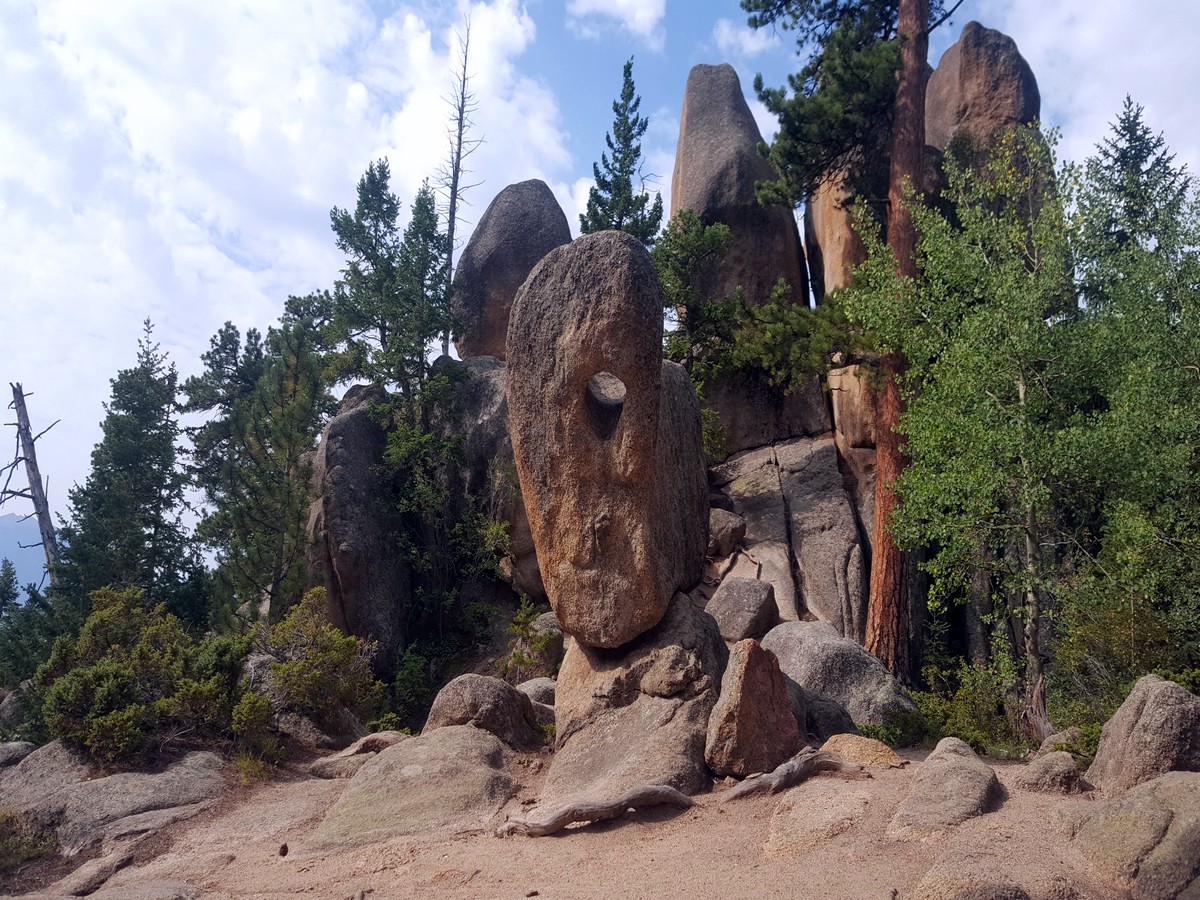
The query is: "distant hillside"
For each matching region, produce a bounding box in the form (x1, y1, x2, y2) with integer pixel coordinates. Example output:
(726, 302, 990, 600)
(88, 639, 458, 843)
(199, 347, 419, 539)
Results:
(0, 513, 49, 589)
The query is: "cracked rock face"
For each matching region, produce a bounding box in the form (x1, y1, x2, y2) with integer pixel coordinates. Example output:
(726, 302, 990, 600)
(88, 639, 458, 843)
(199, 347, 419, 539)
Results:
(506, 231, 708, 649)
(711, 437, 868, 638)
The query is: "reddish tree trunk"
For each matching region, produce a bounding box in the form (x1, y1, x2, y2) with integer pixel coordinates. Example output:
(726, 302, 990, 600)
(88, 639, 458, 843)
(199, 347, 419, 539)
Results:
(865, 0, 928, 681)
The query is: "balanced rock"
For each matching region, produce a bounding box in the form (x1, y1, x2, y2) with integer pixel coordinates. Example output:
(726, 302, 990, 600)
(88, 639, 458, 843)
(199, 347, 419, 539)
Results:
(705, 639, 803, 777)
(926, 21, 1040, 152)
(705, 577, 777, 642)
(1012, 750, 1085, 795)
(305, 385, 411, 679)
(506, 231, 708, 648)
(1066, 771, 1200, 899)
(887, 737, 1003, 841)
(546, 592, 727, 800)
(1085, 674, 1200, 795)
(671, 63, 807, 308)
(452, 179, 571, 360)
(313, 725, 517, 846)
(423, 673, 543, 750)
(761, 621, 913, 726)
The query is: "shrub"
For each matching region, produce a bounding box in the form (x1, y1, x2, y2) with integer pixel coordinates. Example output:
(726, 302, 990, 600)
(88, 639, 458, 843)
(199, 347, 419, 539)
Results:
(36, 586, 251, 763)
(264, 587, 379, 727)
(501, 597, 555, 683)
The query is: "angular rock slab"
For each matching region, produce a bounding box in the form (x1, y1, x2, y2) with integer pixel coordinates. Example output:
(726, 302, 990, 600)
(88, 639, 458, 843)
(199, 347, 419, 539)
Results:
(926, 20, 1040, 152)
(705, 639, 802, 777)
(1066, 770, 1200, 900)
(761, 620, 914, 725)
(671, 63, 807, 308)
(1085, 674, 1200, 796)
(544, 593, 727, 801)
(312, 725, 517, 847)
(506, 231, 708, 648)
(705, 576, 777, 642)
(423, 673, 543, 750)
(452, 179, 571, 360)
(887, 737, 1003, 841)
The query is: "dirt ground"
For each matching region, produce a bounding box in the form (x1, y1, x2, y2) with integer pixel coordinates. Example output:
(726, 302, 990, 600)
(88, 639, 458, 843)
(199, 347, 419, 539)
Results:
(5, 747, 1125, 900)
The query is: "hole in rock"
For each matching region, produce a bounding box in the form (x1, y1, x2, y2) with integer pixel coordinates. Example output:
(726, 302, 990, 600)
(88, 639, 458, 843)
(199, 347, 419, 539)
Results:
(585, 372, 626, 441)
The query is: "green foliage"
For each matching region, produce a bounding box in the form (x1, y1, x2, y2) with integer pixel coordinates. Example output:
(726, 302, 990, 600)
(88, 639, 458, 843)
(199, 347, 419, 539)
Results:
(391, 646, 433, 724)
(501, 596, 554, 683)
(326, 163, 451, 402)
(264, 587, 379, 726)
(54, 322, 207, 628)
(232, 751, 271, 785)
(182, 312, 332, 623)
(580, 58, 664, 247)
(0, 560, 17, 618)
(0, 810, 55, 876)
(35, 586, 250, 762)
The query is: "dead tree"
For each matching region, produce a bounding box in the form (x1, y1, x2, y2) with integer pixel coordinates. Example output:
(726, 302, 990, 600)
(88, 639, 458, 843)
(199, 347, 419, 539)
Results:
(2, 383, 60, 582)
(436, 17, 484, 356)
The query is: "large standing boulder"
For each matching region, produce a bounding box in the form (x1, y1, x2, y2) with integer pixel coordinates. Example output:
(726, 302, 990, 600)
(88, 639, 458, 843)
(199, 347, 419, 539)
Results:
(925, 21, 1040, 153)
(305, 385, 410, 679)
(506, 231, 708, 649)
(312, 725, 517, 846)
(804, 175, 867, 302)
(714, 437, 869, 639)
(451, 179, 571, 361)
(1085, 674, 1200, 796)
(671, 63, 807, 309)
(887, 737, 1003, 841)
(423, 673, 543, 750)
(705, 639, 802, 777)
(1066, 771, 1200, 900)
(429, 355, 544, 602)
(544, 593, 727, 801)
(761, 620, 914, 725)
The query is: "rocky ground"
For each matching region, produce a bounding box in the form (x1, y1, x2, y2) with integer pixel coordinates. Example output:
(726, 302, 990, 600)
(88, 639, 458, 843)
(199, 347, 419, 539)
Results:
(0, 740, 1165, 900)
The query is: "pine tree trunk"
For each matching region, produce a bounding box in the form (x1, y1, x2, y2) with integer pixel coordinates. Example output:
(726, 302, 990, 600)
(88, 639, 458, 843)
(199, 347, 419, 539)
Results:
(865, 0, 928, 681)
(9, 383, 60, 582)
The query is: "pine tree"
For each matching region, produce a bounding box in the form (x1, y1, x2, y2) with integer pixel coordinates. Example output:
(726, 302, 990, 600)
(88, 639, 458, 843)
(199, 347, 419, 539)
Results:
(0, 559, 17, 618)
(580, 58, 664, 247)
(183, 309, 331, 622)
(55, 320, 205, 625)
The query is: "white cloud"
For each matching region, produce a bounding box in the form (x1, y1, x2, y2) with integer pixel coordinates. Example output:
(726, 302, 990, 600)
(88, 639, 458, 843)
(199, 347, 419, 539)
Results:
(712, 17, 780, 58)
(0, 0, 573, 515)
(566, 0, 667, 50)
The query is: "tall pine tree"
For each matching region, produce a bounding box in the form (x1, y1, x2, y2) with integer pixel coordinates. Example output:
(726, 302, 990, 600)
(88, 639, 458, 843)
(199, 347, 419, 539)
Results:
(55, 321, 206, 625)
(580, 58, 664, 247)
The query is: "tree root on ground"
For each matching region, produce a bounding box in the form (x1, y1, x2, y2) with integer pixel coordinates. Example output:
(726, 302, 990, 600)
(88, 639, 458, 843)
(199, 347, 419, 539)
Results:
(722, 747, 871, 802)
(495, 785, 694, 837)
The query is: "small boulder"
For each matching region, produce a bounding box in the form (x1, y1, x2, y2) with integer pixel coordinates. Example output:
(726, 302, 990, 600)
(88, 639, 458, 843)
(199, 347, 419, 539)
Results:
(707, 508, 746, 559)
(1012, 751, 1086, 795)
(705, 577, 777, 642)
(451, 179, 571, 361)
(787, 679, 858, 743)
(0, 741, 36, 768)
(761, 620, 914, 725)
(312, 725, 517, 846)
(819, 733, 907, 769)
(1032, 726, 1080, 759)
(545, 592, 727, 801)
(910, 849, 1032, 900)
(0, 687, 26, 728)
(309, 730, 410, 780)
(1066, 771, 1200, 899)
(516, 677, 556, 706)
(887, 737, 1003, 841)
(1085, 674, 1200, 795)
(423, 674, 542, 750)
(705, 639, 803, 777)
(764, 781, 871, 858)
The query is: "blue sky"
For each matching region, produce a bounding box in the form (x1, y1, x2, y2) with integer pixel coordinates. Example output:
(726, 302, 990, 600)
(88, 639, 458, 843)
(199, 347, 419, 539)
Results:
(2, 0, 1199, 551)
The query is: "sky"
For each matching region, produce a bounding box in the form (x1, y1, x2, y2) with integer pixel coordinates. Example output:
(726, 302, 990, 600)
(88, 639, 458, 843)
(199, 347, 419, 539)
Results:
(2, 0, 1199, 550)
